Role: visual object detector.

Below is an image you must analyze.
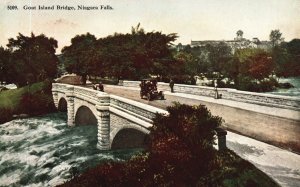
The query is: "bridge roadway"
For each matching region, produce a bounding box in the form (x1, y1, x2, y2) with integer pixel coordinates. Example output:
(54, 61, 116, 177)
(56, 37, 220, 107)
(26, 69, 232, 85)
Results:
(98, 84, 300, 187)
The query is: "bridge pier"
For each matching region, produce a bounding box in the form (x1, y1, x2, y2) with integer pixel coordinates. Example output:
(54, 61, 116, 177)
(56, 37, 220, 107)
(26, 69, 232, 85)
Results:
(96, 93, 111, 150)
(66, 86, 75, 126)
(97, 110, 110, 150)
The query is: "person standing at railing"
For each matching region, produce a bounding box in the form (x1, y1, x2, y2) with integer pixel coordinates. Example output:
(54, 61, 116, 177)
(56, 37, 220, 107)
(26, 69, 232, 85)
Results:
(169, 79, 174, 93)
(214, 80, 219, 99)
(98, 81, 104, 92)
(93, 81, 104, 92)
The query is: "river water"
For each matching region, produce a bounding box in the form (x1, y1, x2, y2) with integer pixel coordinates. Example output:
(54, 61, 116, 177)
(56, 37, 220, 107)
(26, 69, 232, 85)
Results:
(268, 77, 300, 97)
(0, 113, 141, 187)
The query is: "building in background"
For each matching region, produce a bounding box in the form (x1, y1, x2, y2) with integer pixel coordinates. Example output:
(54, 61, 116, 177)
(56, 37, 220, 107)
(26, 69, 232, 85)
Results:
(188, 30, 272, 52)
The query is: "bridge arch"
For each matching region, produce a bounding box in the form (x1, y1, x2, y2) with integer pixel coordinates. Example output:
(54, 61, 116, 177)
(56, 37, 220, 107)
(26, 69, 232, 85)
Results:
(111, 126, 149, 149)
(58, 97, 67, 112)
(75, 105, 97, 126)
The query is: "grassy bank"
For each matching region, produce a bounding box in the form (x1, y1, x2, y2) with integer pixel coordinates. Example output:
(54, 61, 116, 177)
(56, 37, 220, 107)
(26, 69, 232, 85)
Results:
(0, 81, 56, 123)
(0, 82, 44, 109)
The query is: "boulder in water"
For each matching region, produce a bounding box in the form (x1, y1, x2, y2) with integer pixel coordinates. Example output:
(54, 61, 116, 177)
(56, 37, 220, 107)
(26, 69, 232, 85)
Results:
(279, 82, 294, 89)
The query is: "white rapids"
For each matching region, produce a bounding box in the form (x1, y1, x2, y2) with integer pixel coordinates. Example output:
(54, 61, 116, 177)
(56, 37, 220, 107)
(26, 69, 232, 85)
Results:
(0, 113, 141, 187)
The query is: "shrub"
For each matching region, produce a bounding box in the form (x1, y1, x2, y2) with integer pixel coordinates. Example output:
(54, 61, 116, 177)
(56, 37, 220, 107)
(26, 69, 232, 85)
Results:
(0, 107, 13, 124)
(20, 91, 55, 115)
(148, 103, 223, 185)
(19, 82, 56, 115)
(259, 78, 278, 92)
(237, 76, 279, 92)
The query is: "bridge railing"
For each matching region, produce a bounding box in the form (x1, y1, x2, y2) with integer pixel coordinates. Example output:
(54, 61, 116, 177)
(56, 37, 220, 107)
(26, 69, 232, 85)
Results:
(122, 81, 300, 110)
(110, 95, 167, 127)
(52, 83, 69, 93)
(52, 83, 167, 127)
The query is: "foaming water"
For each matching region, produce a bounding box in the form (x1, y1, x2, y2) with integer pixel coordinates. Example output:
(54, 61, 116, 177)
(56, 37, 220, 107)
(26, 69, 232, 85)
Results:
(0, 113, 142, 186)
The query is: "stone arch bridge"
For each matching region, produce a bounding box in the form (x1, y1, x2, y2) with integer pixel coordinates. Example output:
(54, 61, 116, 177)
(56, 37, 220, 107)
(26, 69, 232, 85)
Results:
(52, 83, 226, 150)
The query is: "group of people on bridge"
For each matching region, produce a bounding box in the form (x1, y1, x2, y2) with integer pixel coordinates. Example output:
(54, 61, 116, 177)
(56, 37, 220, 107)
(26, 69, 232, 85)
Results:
(92, 79, 221, 99)
(93, 81, 104, 92)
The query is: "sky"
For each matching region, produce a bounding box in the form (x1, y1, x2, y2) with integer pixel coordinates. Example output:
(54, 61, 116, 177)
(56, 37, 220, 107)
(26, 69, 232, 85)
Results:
(0, 0, 300, 53)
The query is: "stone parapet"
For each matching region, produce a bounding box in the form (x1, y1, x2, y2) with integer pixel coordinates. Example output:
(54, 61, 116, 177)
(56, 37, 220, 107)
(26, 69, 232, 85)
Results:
(122, 81, 300, 110)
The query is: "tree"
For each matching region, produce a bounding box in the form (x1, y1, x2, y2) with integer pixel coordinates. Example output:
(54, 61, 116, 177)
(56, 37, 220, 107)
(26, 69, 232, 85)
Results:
(206, 42, 233, 76)
(6, 33, 58, 87)
(93, 25, 177, 80)
(174, 51, 197, 75)
(60, 25, 177, 82)
(287, 39, 300, 55)
(247, 51, 273, 80)
(223, 48, 277, 91)
(95, 33, 134, 80)
(272, 44, 290, 77)
(0, 46, 11, 84)
(221, 56, 240, 86)
(270, 29, 284, 47)
(285, 39, 300, 76)
(61, 33, 97, 84)
(271, 39, 300, 77)
(235, 48, 274, 81)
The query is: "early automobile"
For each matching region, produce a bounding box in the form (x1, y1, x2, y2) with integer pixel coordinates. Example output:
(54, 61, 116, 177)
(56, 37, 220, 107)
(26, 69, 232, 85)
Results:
(140, 79, 164, 101)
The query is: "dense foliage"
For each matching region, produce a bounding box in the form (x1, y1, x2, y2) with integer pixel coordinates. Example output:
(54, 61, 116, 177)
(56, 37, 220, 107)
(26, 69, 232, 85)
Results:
(0, 47, 11, 85)
(177, 30, 299, 91)
(0, 107, 13, 124)
(270, 29, 284, 47)
(62, 24, 177, 82)
(1, 33, 58, 87)
(19, 86, 56, 115)
(225, 48, 276, 91)
(272, 39, 300, 77)
(61, 33, 97, 85)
